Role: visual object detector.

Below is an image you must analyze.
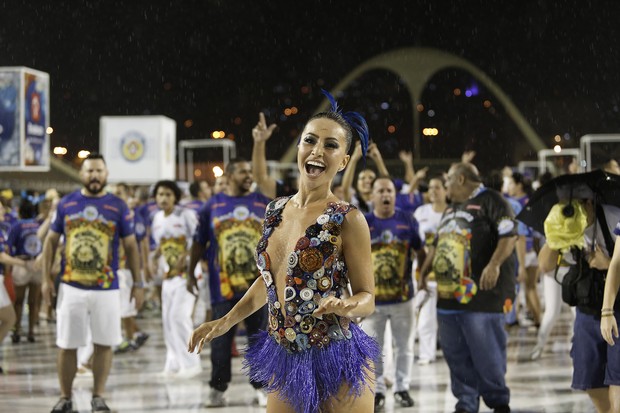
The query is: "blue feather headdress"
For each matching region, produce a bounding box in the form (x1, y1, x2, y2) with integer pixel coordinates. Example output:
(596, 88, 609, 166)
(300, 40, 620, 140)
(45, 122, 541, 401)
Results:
(321, 89, 369, 159)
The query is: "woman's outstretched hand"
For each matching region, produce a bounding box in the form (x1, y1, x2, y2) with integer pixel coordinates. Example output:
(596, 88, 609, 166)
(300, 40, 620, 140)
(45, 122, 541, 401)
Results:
(188, 320, 228, 354)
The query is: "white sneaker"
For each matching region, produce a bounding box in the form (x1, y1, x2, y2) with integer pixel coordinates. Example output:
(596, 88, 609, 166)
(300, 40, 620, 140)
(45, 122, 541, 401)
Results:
(207, 388, 227, 407)
(417, 358, 432, 366)
(254, 388, 268, 407)
(175, 365, 202, 379)
(530, 344, 543, 360)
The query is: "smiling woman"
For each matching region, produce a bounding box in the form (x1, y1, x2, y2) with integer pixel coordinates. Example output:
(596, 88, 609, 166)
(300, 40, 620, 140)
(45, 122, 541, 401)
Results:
(189, 90, 380, 413)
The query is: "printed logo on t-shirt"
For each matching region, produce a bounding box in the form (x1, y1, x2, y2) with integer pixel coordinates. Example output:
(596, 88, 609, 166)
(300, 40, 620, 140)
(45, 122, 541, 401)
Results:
(83, 205, 99, 221)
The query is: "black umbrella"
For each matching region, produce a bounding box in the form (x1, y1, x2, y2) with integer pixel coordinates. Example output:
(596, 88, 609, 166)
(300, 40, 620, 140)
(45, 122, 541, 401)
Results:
(516, 169, 620, 234)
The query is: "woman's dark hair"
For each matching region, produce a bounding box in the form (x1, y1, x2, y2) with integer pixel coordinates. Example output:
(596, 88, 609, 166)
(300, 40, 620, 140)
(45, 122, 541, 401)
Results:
(152, 180, 182, 204)
(189, 181, 201, 198)
(19, 199, 37, 219)
(511, 172, 532, 196)
(538, 172, 553, 186)
(307, 90, 370, 157)
(484, 170, 504, 192)
(428, 174, 446, 188)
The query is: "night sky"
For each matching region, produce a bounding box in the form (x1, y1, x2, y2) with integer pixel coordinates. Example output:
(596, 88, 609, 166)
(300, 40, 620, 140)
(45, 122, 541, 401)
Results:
(3, 0, 620, 177)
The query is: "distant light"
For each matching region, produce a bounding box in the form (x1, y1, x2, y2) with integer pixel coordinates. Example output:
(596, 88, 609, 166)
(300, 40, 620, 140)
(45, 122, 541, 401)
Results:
(290, 106, 298, 114)
(184, 119, 193, 128)
(213, 166, 224, 178)
(234, 117, 242, 125)
(465, 90, 473, 97)
(554, 135, 561, 142)
(563, 133, 571, 141)
(387, 125, 396, 133)
(427, 109, 436, 117)
(211, 130, 225, 139)
(423, 128, 439, 136)
(78, 150, 91, 159)
(553, 145, 562, 153)
(46, 126, 54, 134)
(301, 86, 310, 94)
(416, 104, 424, 112)
(194, 169, 202, 177)
(284, 108, 292, 116)
(380, 102, 389, 110)
(483, 100, 492, 108)
(453, 88, 461, 96)
(163, 82, 172, 91)
(227, 133, 235, 140)
(53, 146, 67, 155)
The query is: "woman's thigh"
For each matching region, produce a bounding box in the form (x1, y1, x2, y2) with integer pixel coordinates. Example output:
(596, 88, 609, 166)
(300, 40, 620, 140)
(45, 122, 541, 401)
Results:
(266, 391, 296, 413)
(267, 363, 375, 413)
(322, 379, 375, 413)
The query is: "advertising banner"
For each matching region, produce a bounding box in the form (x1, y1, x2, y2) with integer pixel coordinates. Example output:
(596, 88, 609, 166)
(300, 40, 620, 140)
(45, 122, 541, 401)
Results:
(0, 67, 50, 171)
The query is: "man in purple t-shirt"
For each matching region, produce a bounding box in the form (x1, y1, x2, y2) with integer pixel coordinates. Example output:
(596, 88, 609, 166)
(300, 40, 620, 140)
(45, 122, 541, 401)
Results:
(188, 158, 269, 407)
(41, 154, 144, 413)
(363, 177, 424, 409)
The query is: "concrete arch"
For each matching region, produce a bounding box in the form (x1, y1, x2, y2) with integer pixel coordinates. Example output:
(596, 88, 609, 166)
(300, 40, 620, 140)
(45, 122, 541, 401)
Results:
(282, 47, 544, 162)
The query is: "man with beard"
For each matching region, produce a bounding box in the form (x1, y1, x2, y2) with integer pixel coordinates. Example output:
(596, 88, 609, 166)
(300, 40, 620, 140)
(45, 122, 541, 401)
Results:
(188, 158, 270, 407)
(41, 153, 144, 413)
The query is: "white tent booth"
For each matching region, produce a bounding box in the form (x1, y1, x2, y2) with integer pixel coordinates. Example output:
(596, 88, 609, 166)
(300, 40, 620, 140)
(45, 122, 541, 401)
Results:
(579, 134, 620, 172)
(178, 139, 236, 182)
(100, 115, 176, 184)
(537, 148, 581, 176)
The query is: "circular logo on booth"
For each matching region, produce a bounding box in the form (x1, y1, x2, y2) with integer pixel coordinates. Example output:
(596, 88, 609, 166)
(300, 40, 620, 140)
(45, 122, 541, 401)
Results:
(120, 132, 146, 162)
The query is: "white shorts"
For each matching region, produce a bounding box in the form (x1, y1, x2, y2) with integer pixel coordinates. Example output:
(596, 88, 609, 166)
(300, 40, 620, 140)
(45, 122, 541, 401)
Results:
(11, 265, 42, 286)
(56, 283, 122, 349)
(0, 275, 11, 308)
(118, 269, 137, 318)
(525, 250, 538, 268)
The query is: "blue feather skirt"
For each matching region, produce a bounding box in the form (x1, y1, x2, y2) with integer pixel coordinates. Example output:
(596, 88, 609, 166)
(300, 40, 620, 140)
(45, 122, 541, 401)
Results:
(243, 323, 380, 413)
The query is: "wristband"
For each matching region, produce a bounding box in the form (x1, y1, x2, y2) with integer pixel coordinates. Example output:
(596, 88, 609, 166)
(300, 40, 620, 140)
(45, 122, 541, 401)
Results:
(601, 313, 615, 318)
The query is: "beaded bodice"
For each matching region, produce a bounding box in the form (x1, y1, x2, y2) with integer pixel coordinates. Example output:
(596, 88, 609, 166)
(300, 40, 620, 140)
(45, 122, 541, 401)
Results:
(255, 196, 355, 353)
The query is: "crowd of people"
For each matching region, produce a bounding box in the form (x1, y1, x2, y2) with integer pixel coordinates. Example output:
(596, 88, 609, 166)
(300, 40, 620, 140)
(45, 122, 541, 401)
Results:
(1, 93, 620, 413)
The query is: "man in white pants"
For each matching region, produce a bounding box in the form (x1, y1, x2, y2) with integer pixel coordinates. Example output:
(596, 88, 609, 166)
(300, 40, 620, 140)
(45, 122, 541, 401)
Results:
(41, 154, 144, 413)
(151, 180, 202, 379)
(413, 176, 448, 365)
